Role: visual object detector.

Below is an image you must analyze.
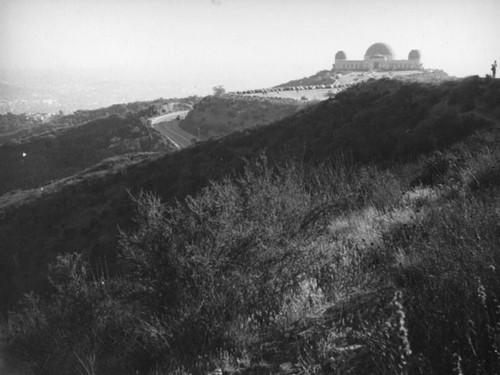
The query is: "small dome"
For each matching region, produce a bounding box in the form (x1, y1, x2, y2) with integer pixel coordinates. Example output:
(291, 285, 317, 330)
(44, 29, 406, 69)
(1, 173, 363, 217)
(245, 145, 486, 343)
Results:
(408, 49, 421, 60)
(365, 42, 394, 60)
(335, 50, 347, 60)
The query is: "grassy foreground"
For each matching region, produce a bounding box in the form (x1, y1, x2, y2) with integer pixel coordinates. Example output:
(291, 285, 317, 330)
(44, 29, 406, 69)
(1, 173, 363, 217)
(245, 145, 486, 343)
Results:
(1, 76, 500, 374)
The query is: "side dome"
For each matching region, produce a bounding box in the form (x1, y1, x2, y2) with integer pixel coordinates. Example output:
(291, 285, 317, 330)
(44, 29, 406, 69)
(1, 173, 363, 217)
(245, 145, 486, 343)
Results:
(335, 50, 347, 60)
(408, 49, 421, 60)
(365, 42, 394, 60)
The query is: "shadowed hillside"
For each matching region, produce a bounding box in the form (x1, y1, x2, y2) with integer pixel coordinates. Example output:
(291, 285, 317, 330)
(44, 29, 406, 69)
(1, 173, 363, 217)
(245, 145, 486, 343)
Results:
(0, 114, 176, 194)
(1, 76, 500, 375)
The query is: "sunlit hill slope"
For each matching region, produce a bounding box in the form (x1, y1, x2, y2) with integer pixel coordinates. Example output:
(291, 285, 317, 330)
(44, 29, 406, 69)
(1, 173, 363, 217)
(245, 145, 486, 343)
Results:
(179, 95, 303, 140)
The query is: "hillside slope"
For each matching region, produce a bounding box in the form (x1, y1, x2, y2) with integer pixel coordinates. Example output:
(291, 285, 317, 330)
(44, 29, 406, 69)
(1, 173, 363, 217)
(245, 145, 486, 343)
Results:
(0, 76, 498, 315)
(0, 114, 175, 194)
(2, 77, 500, 375)
(179, 95, 303, 140)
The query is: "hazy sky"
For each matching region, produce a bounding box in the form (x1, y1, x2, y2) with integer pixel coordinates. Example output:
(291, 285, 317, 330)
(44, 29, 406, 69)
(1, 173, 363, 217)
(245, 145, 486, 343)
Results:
(1, 0, 500, 96)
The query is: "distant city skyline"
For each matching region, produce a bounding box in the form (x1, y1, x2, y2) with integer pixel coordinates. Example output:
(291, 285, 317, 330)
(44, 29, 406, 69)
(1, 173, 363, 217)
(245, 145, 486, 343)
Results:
(1, 0, 500, 98)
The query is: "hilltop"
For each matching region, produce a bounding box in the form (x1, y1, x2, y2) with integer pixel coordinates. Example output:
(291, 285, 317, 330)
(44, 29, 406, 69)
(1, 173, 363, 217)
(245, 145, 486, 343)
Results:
(1, 76, 500, 375)
(276, 69, 338, 88)
(276, 68, 451, 89)
(234, 69, 453, 102)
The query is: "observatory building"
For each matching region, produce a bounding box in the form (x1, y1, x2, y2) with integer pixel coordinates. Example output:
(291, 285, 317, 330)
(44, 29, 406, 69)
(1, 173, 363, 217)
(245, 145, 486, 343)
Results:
(334, 42, 422, 72)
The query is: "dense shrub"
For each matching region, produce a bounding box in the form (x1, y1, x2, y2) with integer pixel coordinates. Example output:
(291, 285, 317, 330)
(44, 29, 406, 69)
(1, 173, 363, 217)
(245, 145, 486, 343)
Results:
(118, 157, 332, 358)
(412, 150, 461, 186)
(382, 193, 500, 374)
(2, 156, 407, 374)
(3, 253, 146, 375)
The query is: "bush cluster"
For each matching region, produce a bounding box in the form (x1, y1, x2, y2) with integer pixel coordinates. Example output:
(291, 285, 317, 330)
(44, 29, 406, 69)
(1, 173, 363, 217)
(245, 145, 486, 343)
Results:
(2, 155, 405, 374)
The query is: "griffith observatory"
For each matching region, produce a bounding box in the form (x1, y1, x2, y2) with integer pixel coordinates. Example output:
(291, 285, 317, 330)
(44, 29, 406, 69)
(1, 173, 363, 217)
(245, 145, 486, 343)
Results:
(334, 42, 422, 72)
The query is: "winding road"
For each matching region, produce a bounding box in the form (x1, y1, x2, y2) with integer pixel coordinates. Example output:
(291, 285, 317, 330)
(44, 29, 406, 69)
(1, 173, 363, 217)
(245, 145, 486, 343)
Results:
(150, 110, 197, 149)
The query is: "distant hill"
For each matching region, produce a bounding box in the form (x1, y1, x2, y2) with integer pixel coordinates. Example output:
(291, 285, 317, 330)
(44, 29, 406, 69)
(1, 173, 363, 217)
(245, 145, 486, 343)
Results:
(0, 97, 199, 145)
(0, 113, 175, 195)
(0, 112, 45, 141)
(0, 76, 498, 317)
(179, 94, 304, 140)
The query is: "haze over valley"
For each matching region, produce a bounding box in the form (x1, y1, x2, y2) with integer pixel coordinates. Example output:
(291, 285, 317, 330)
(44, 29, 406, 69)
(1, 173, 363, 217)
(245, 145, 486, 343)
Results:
(1, 0, 499, 114)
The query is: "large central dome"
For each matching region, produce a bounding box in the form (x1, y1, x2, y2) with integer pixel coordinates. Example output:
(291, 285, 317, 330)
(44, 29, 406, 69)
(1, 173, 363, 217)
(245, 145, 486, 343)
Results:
(364, 42, 395, 60)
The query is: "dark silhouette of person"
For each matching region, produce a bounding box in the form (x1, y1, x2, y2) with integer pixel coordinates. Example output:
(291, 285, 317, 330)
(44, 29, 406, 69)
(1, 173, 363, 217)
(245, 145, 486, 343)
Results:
(492, 60, 497, 78)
